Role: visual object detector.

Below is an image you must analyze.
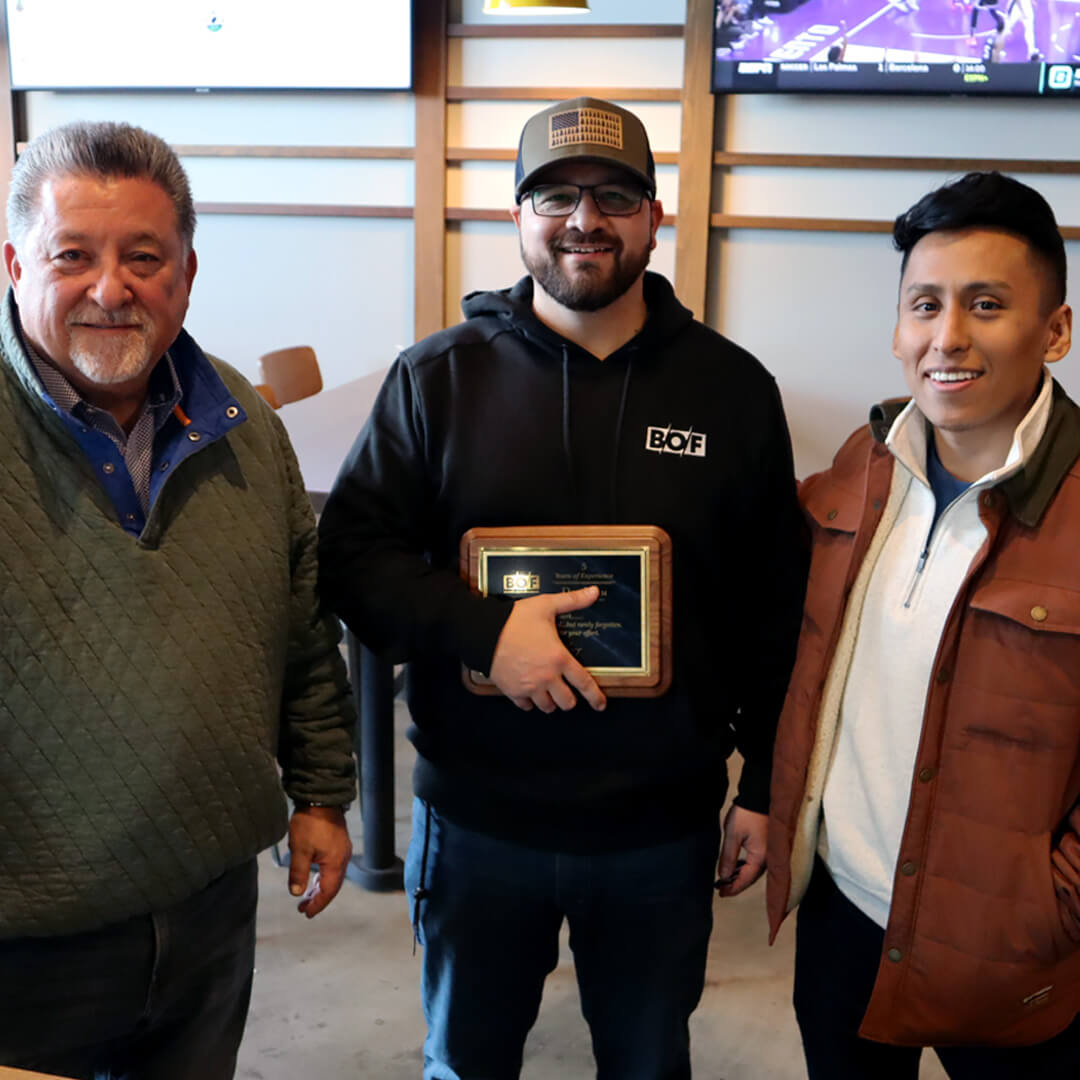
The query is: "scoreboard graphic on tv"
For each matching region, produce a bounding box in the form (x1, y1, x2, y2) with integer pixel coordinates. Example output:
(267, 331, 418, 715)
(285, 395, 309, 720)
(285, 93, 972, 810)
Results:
(714, 0, 1080, 94)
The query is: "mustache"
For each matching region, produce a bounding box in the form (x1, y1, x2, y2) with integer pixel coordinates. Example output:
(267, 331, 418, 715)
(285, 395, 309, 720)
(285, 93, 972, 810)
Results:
(66, 305, 149, 329)
(552, 229, 621, 248)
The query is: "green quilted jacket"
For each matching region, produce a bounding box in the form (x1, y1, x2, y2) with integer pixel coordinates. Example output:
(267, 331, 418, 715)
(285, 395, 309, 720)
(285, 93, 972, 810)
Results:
(0, 293, 356, 939)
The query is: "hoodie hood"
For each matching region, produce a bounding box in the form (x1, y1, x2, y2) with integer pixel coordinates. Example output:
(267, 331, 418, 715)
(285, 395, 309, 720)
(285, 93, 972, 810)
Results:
(460, 270, 695, 361)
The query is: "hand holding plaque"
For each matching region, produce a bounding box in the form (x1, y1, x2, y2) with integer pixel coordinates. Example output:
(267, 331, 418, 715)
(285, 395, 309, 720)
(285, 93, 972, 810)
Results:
(461, 525, 672, 699)
(490, 585, 608, 712)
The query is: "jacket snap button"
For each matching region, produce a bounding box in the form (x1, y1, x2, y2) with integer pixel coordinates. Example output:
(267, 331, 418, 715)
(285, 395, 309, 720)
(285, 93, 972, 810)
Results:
(982, 492, 995, 508)
(901, 860, 917, 876)
(888, 948, 903, 963)
(826, 509, 838, 521)
(872, 499, 882, 511)
(102, 463, 115, 475)
(935, 666, 951, 684)
(918, 767, 935, 783)
(226, 406, 239, 419)
(187, 431, 201, 442)
(1031, 606, 1048, 623)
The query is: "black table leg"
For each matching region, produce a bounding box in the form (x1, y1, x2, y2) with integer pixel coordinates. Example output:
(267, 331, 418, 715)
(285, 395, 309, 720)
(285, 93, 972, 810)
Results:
(345, 631, 404, 892)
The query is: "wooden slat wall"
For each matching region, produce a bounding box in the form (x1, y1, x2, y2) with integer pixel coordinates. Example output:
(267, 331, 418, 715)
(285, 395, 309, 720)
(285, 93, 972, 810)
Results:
(713, 151, 1080, 174)
(445, 86, 680, 101)
(674, 0, 715, 323)
(414, 0, 449, 340)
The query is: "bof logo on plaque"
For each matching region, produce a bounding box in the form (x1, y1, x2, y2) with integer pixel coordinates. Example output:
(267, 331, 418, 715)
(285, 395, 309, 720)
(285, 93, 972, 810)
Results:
(460, 525, 673, 698)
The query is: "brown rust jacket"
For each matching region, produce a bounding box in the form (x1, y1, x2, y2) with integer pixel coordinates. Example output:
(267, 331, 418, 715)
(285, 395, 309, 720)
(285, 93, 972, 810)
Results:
(767, 381, 1080, 1047)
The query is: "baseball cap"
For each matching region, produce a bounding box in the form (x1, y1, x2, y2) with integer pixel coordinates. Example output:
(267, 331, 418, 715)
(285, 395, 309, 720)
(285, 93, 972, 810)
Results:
(514, 97, 656, 202)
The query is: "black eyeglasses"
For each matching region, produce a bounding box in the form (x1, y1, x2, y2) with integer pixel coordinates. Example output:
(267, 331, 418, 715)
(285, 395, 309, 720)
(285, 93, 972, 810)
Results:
(523, 182, 649, 218)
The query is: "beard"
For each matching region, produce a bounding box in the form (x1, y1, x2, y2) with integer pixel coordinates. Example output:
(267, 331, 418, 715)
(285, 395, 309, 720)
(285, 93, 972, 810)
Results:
(521, 227, 652, 312)
(66, 305, 157, 386)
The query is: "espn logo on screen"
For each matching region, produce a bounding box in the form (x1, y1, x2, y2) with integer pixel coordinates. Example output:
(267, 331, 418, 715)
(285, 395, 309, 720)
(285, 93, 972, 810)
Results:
(645, 425, 708, 458)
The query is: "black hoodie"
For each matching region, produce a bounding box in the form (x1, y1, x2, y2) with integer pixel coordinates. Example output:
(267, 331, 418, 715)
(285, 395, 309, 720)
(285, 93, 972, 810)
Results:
(319, 272, 808, 852)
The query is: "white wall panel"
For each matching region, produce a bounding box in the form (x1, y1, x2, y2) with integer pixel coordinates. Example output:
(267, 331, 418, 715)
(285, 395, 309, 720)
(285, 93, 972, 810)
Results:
(452, 38, 684, 87)
(719, 166, 1080, 226)
(723, 93, 1080, 157)
(24, 91, 416, 145)
(184, 215, 413, 391)
(182, 157, 415, 207)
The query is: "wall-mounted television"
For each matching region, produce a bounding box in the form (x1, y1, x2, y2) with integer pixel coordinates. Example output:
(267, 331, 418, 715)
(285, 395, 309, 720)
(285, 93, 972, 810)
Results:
(6, 0, 412, 91)
(713, 0, 1080, 93)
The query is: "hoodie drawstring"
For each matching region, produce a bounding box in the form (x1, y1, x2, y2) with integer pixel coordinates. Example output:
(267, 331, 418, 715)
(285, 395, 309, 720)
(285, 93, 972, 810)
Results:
(611, 358, 633, 521)
(561, 347, 578, 510)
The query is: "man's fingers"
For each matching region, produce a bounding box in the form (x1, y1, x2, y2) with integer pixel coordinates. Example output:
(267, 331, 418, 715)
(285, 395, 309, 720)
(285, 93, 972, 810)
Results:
(1059, 828, 1080, 869)
(716, 857, 763, 897)
(548, 585, 600, 615)
(716, 829, 740, 883)
(288, 847, 313, 897)
(532, 690, 558, 714)
(563, 659, 606, 711)
(547, 678, 578, 712)
(301, 847, 350, 918)
(1052, 864, 1080, 940)
(511, 696, 535, 711)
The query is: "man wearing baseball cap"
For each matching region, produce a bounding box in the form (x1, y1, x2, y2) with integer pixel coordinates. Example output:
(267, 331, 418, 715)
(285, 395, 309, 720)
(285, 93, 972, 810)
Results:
(320, 98, 808, 1078)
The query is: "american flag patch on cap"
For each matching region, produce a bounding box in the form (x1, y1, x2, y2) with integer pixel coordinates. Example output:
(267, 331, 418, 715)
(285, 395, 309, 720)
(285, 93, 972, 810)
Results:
(548, 106, 623, 150)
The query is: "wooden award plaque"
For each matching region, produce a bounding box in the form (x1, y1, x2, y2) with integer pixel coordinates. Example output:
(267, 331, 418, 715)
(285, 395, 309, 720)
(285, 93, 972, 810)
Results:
(460, 524, 672, 699)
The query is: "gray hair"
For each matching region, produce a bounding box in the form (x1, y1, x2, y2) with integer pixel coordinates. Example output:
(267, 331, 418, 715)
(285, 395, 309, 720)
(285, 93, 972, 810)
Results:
(7, 121, 196, 252)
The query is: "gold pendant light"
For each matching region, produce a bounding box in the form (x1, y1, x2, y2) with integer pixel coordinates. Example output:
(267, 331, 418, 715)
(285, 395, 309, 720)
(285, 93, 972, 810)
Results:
(482, 0, 591, 14)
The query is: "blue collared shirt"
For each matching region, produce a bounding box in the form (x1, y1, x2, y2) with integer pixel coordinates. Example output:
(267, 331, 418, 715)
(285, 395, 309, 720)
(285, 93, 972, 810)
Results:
(24, 337, 182, 515)
(15, 311, 248, 537)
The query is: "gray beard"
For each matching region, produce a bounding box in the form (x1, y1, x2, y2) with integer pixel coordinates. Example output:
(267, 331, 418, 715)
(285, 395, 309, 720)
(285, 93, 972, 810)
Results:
(522, 237, 651, 313)
(67, 318, 156, 386)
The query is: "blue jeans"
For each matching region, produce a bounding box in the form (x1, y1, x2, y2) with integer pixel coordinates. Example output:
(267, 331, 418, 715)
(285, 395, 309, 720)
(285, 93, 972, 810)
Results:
(405, 798, 720, 1080)
(0, 859, 258, 1080)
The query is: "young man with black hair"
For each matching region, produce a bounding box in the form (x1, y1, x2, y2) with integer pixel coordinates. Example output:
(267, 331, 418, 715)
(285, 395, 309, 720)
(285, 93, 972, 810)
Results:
(319, 97, 808, 1079)
(768, 171, 1080, 1077)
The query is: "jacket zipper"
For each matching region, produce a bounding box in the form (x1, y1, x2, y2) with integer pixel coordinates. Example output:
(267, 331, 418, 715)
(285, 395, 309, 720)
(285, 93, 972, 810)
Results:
(902, 489, 977, 609)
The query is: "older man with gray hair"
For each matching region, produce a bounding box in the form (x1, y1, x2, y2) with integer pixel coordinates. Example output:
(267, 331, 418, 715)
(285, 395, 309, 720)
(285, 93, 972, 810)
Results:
(0, 121, 356, 1079)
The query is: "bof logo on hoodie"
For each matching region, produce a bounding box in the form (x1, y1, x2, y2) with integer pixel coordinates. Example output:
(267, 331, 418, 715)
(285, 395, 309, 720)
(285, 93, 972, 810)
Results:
(645, 424, 707, 458)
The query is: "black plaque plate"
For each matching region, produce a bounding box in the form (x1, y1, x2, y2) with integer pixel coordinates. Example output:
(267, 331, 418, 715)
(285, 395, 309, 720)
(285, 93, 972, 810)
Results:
(483, 550, 646, 672)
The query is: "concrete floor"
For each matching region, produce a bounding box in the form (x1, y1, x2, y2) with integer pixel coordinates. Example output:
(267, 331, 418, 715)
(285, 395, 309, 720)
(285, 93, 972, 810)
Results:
(237, 702, 948, 1079)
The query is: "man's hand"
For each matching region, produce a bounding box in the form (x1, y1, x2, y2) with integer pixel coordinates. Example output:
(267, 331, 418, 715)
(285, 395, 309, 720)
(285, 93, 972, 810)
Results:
(288, 805, 353, 918)
(1052, 804, 1080, 943)
(489, 586, 607, 713)
(715, 804, 768, 898)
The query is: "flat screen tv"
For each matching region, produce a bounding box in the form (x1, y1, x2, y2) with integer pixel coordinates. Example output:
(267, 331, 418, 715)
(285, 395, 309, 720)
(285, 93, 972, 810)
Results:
(6, 0, 412, 91)
(713, 0, 1080, 93)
